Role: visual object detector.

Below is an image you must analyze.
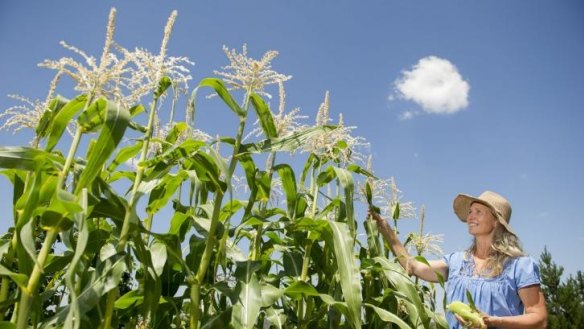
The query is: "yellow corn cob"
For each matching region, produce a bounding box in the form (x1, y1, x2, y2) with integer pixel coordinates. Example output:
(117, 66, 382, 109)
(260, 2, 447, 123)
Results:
(446, 301, 487, 329)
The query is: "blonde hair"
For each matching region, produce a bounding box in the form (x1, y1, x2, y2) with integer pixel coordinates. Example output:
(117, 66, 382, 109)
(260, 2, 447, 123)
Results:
(467, 222, 525, 277)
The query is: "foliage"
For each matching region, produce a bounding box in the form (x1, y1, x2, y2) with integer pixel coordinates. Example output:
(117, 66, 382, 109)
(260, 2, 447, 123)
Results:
(539, 247, 584, 329)
(0, 8, 447, 329)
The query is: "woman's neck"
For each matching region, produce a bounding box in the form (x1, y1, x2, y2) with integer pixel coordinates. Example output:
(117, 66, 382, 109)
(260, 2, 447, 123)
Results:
(474, 236, 492, 258)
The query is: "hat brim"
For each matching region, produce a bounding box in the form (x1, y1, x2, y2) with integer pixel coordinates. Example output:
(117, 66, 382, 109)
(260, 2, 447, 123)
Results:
(453, 193, 516, 235)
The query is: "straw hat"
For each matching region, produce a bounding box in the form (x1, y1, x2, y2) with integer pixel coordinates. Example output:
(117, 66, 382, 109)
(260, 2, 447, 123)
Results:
(453, 191, 515, 235)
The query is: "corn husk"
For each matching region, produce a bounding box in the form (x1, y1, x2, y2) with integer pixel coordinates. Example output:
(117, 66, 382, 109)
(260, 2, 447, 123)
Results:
(446, 301, 487, 329)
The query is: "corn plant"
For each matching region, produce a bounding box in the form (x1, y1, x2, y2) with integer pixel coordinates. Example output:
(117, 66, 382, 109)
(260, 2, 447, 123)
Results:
(0, 8, 447, 329)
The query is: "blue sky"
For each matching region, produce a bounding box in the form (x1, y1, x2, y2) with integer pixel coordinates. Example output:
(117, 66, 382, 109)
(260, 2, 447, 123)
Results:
(1, 1, 583, 278)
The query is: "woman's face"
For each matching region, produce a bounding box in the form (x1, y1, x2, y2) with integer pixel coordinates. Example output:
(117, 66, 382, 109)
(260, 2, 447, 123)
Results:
(466, 202, 498, 236)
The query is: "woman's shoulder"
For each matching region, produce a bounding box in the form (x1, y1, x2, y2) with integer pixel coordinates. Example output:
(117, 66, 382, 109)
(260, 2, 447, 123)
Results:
(442, 250, 468, 265)
(506, 255, 539, 268)
(504, 255, 541, 287)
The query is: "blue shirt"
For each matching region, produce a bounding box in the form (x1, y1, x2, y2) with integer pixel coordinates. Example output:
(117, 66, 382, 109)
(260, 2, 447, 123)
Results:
(443, 251, 541, 329)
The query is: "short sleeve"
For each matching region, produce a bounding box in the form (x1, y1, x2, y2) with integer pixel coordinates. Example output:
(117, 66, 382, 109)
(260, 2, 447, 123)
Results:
(442, 252, 454, 265)
(514, 256, 541, 289)
(443, 252, 464, 280)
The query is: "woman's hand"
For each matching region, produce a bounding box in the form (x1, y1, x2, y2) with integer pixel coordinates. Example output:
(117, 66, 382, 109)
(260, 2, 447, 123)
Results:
(454, 312, 489, 329)
(482, 314, 499, 327)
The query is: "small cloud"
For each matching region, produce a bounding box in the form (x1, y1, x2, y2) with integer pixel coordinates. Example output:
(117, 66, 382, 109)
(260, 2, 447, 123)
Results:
(413, 152, 419, 158)
(398, 110, 415, 121)
(538, 212, 548, 218)
(392, 56, 470, 114)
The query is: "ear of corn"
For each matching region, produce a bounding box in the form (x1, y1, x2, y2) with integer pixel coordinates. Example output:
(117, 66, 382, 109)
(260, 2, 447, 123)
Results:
(446, 301, 487, 329)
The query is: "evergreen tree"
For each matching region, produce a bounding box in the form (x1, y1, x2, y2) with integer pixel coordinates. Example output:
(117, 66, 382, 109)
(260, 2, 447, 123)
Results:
(539, 247, 584, 329)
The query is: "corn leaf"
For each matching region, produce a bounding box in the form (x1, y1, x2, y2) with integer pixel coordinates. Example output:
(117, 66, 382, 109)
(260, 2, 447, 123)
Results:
(326, 221, 362, 329)
(146, 171, 189, 215)
(197, 78, 245, 117)
(106, 142, 142, 172)
(241, 125, 336, 154)
(41, 253, 127, 329)
(36, 95, 68, 138)
(45, 94, 87, 151)
(274, 164, 297, 219)
(249, 93, 277, 138)
(231, 263, 262, 329)
(364, 303, 413, 329)
(284, 280, 320, 300)
(0, 264, 28, 290)
(77, 98, 107, 132)
(154, 76, 172, 99)
(374, 256, 430, 329)
(75, 100, 129, 194)
(0, 146, 62, 172)
(0, 321, 16, 329)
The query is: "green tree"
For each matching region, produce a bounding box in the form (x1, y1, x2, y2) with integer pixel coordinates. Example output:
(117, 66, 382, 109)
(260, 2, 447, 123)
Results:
(539, 247, 584, 329)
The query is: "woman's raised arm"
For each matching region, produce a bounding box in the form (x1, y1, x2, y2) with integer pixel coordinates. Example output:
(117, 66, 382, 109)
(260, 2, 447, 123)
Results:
(369, 209, 448, 283)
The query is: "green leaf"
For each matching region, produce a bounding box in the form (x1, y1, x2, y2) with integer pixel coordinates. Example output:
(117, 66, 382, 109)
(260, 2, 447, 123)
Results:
(151, 239, 168, 277)
(63, 189, 88, 329)
(326, 221, 362, 329)
(163, 122, 189, 145)
(43, 253, 127, 328)
(274, 164, 297, 219)
(0, 264, 28, 290)
(316, 166, 336, 187)
(365, 181, 373, 205)
(77, 98, 106, 132)
(106, 142, 142, 172)
(197, 78, 245, 117)
(0, 322, 17, 329)
(168, 212, 191, 241)
(260, 283, 283, 308)
(140, 139, 205, 169)
(45, 94, 87, 151)
(264, 308, 286, 329)
(114, 290, 143, 310)
(36, 95, 68, 138)
(146, 171, 189, 215)
(346, 163, 377, 179)
(36, 189, 81, 232)
(0, 146, 62, 172)
(284, 280, 320, 300)
(238, 154, 257, 191)
(154, 76, 172, 99)
(374, 256, 430, 328)
(201, 309, 232, 329)
(129, 104, 145, 117)
(316, 166, 356, 234)
(249, 93, 278, 138)
(75, 99, 130, 194)
(466, 289, 478, 312)
(241, 125, 336, 154)
(231, 263, 262, 329)
(332, 167, 356, 234)
(364, 303, 413, 329)
(186, 151, 226, 193)
(392, 202, 400, 220)
(283, 251, 303, 278)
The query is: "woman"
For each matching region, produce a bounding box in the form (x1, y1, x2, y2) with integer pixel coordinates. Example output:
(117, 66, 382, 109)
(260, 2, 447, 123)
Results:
(369, 191, 547, 329)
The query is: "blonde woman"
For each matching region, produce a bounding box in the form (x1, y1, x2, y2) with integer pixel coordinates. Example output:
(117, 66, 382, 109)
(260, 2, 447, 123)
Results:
(369, 191, 547, 329)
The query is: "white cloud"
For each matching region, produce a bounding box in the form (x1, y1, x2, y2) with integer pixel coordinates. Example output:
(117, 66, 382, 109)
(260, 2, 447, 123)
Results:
(393, 56, 470, 114)
(398, 110, 415, 121)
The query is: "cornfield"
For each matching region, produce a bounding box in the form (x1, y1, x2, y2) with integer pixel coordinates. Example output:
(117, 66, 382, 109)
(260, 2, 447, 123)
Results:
(0, 9, 447, 329)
